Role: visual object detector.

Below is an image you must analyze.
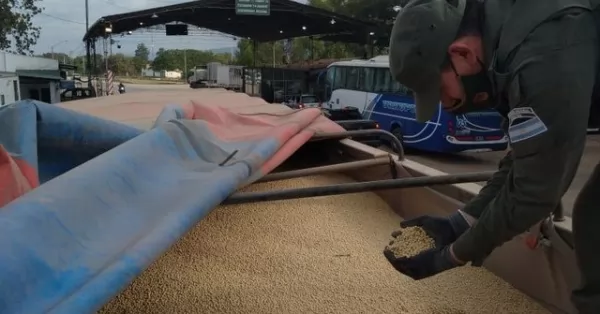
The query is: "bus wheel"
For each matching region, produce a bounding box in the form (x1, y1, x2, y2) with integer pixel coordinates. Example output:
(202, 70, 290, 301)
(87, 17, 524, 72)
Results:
(390, 126, 404, 151)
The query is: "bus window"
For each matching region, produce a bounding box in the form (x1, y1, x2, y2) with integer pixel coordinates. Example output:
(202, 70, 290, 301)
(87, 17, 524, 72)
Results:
(373, 67, 390, 92)
(326, 67, 335, 84)
(325, 67, 335, 99)
(333, 66, 347, 90)
(346, 67, 360, 90)
(360, 67, 374, 92)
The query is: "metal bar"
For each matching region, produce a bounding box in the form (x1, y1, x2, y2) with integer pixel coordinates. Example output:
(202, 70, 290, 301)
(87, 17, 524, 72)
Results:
(223, 171, 495, 205)
(256, 158, 391, 183)
(311, 129, 404, 160)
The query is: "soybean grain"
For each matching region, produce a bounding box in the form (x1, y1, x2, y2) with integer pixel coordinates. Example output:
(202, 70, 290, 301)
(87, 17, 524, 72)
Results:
(98, 174, 550, 314)
(387, 226, 435, 258)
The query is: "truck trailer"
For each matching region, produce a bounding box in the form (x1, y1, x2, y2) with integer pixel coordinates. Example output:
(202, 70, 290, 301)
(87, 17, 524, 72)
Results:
(0, 89, 580, 313)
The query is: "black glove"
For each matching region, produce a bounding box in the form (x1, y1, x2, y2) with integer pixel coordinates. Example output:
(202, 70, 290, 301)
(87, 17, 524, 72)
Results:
(399, 213, 470, 248)
(384, 245, 463, 280)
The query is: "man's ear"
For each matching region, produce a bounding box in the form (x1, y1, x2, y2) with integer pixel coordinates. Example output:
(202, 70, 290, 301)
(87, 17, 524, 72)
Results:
(448, 42, 477, 65)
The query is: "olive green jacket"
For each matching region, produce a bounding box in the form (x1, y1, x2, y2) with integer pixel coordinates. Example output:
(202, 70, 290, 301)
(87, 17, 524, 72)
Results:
(452, 0, 598, 265)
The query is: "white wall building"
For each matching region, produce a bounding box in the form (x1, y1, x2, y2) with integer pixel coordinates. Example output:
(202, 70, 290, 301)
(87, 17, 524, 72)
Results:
(164, 71, 182, 79)
(140, 68, 182, 79)
(0, 52, 62, 106)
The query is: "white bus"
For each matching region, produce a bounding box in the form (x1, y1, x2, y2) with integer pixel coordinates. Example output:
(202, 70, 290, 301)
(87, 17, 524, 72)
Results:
(324, 56, 508, 153)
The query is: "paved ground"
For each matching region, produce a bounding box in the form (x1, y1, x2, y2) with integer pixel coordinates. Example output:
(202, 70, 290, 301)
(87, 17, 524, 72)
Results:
(118, 83, 189, 94)
(65, 83, 598, 217)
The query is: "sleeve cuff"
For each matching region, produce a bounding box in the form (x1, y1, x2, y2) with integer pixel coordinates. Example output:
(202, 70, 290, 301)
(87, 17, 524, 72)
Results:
(458, 210, 478, 226)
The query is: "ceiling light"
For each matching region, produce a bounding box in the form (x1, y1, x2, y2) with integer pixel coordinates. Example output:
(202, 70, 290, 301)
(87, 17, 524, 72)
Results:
(393, 5, 402, 12)
(301, 26, 306, 30)
(330, 18, 336, 25)
(279, 30, 283, 34)
(139, 22, 144, 26)
(151, 13, 158, 18)
(369, 32, 375, 35)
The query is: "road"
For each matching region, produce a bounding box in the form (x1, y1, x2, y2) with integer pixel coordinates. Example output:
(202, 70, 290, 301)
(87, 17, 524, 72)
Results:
(72, 83, 598, 216)
(118, 82, 189, 94)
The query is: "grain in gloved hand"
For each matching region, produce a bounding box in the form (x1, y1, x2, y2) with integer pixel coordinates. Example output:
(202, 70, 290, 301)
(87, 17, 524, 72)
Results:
(386, 226, 435, 258)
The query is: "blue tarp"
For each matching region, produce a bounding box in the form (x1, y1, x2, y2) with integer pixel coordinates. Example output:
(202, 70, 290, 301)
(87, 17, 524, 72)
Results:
(0, 101, 281, 313)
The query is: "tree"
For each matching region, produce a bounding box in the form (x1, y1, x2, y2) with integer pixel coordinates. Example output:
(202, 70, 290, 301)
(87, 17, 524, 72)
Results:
(134, 43, 150, 61)
(152, 49, 231, 72)
(0, 0, 43, 55)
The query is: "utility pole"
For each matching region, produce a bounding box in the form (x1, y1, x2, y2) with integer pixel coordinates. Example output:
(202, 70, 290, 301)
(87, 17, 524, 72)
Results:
(85, 0, 89, 31)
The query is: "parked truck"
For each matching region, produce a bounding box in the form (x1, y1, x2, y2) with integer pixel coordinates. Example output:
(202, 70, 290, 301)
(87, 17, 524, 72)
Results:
(189, 66, 208, 88)
(203, 62, 243, 91)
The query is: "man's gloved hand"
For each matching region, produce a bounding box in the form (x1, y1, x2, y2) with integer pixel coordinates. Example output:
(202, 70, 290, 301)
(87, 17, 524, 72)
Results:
(383, 245, 464, 280)
(397, 213, 470, 247)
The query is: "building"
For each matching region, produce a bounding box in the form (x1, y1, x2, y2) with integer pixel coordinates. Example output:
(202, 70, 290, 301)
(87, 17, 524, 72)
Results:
(140, 67, 182, 79)
(163, 71, 182, 79)
(0, 52, 63, 106)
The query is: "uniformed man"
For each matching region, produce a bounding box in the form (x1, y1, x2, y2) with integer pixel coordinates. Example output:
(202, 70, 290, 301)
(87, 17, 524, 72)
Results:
(383, 0, 600, 312)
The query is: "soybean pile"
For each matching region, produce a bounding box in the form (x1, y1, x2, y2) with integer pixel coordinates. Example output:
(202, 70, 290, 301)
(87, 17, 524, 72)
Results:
(99, 174, 550, 314)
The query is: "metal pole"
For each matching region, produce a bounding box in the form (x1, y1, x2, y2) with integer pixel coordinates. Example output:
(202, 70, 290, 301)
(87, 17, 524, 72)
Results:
(223, 171, 496, 205)
(310, 36, 314, 61)
(85, 0, 89, 31)
(257, 158, 391, 183)
(252, 40, 257, 95)
(184, 49, 188, 82)
(85, 0, 91, 88)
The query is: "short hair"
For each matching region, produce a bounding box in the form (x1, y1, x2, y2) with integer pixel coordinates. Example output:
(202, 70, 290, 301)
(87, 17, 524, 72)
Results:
(456, 0, 484, 37)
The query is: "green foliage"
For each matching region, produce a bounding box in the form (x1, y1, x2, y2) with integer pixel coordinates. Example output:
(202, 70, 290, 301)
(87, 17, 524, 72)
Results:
(151, 49, 232, 72)
(36, 0, 393, 75)
(134, 43, 150, 61)
(0, 0, 43, 55)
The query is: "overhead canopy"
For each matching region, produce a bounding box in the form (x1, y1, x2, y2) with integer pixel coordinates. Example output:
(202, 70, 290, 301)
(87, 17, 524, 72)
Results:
(83, 0, 381, 43)
(318, 33, 390, 47)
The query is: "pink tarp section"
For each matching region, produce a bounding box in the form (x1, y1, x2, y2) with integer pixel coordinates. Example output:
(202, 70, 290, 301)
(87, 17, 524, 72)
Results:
(0, 146, 37, 208)
(175, 100, 345, 182)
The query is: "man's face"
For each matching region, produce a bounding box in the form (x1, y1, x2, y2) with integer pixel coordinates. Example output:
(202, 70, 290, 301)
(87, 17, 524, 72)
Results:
(439, 35, 485, 110)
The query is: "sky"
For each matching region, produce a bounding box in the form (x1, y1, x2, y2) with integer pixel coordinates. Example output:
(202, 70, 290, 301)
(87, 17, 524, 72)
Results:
(32, 0, 271, 57)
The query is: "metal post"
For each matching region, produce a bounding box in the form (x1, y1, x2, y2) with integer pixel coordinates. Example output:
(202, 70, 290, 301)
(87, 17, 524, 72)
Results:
(92, 40, 99, 95)
(252, 40, 257, 67)
(85, 40, 91, 85)
(310, 36, 314, 61)
(85, 0, 89, 31)
(85, 0, 91, 88)
(183, 49, 188, 82)
(252, 40, 257, 95)
(103, 37, 109, 95)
